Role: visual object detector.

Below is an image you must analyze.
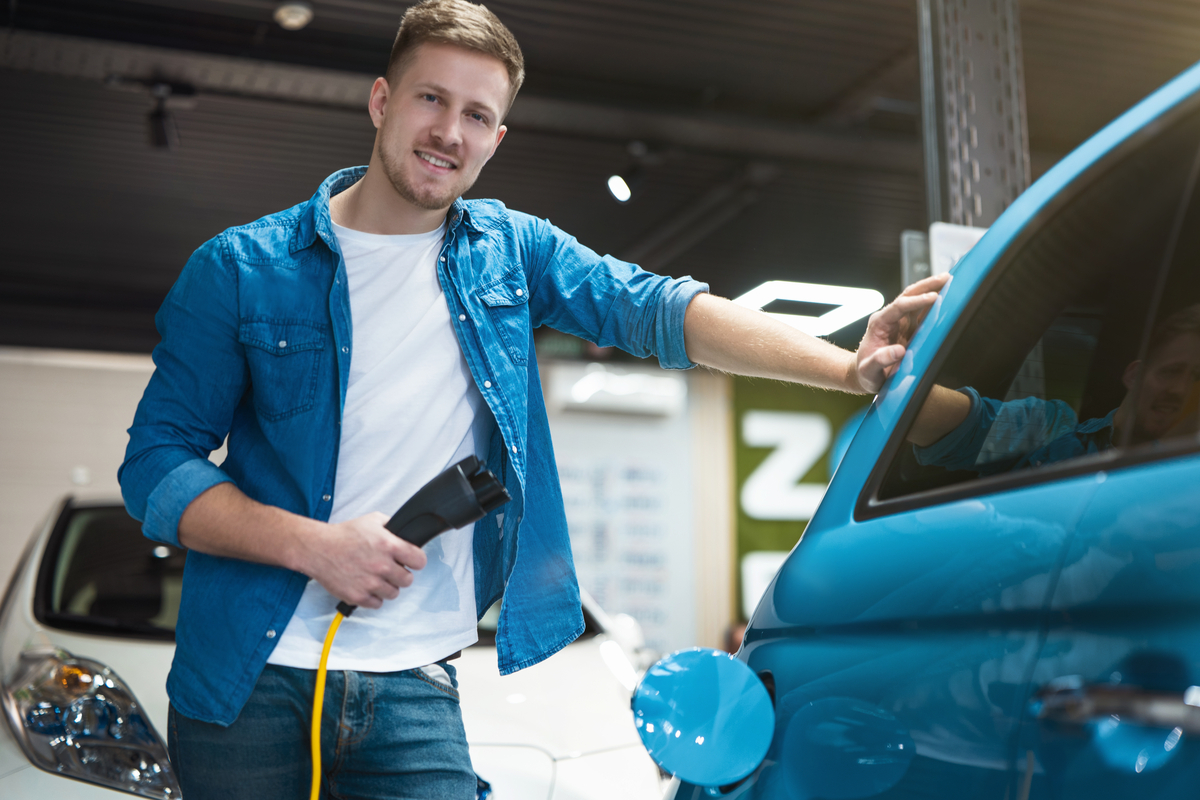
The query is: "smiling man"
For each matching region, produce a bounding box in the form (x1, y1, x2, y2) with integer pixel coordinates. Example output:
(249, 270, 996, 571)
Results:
(119, 1, 946, 798)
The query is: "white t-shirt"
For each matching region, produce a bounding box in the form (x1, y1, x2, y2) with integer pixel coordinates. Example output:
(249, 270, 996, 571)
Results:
(267, 219, 489, 672)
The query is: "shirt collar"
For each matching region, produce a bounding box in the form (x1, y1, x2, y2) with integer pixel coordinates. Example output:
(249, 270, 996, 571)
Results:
(292, 167, 484, 254)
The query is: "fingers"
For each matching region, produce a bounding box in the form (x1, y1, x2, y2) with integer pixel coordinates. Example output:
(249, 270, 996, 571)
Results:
(902, 273, 950, 296)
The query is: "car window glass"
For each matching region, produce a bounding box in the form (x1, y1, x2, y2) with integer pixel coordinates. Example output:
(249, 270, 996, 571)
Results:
(1123, 193, 1200, 450)
(39, 506, 185, 638)
(877, 106, 1200, 503)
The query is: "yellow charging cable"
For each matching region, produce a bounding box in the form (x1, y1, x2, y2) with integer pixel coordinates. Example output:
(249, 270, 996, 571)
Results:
(310, 611, 345, 800)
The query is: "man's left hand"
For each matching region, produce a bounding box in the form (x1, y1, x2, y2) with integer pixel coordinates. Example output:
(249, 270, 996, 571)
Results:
(854, 274, 950, 394)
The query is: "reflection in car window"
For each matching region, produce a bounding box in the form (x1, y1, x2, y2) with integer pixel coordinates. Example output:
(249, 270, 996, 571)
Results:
(878, 107, 1200, 502)
(37, 506, 185, 639)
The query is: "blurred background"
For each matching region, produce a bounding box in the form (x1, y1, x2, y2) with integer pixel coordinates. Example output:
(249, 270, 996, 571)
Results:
(3, 0, 1199, 653)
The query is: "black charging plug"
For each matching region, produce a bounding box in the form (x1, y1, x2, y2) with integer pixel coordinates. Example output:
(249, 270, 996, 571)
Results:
(335, 456, 510, 618)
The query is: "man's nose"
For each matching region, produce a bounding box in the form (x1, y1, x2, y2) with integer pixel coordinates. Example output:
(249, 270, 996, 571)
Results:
(429, 109, 463, 148)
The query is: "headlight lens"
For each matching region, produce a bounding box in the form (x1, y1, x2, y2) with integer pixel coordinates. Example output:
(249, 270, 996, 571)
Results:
(3, 649, 179, 798)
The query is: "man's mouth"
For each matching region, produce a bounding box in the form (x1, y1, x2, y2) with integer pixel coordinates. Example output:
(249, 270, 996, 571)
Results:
(416, 151, 456, 170)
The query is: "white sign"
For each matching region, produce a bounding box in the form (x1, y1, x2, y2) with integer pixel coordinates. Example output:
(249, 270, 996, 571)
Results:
(741, 551, 790, 618)
(929, 222, 987, 275)
(740, 410, 831, 521)
(732, 281, 885, 337)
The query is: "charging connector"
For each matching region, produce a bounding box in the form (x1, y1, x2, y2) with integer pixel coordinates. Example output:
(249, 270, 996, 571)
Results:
(310, 456, 510, 800)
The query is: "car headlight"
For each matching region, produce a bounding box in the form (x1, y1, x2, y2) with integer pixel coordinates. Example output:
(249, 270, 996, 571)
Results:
(2, 648, 179, 798)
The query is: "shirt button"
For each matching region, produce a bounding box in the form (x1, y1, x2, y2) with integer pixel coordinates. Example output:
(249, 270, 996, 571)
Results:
(459, 314, 466, 321)
(484, 380, 492, 388)
(342, 346, 349, 353)
(278, 340, 287, 348)
(322, 494, 332, 501)
(266, 629, 276, 639)
(511, 445, 518, 453)
(515, 288, 523, 297)
(440, 256, 446, 262)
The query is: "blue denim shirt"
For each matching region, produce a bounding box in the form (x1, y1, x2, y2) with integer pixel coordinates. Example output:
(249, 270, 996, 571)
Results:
(915, 386, 1117, 475)
(119, 167, 708, 725)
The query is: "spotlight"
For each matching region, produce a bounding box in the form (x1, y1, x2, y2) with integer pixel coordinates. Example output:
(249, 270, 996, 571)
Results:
(274, 1, 314, 30)
(607, 174, 632, 203)
(607, 165, 643, 204)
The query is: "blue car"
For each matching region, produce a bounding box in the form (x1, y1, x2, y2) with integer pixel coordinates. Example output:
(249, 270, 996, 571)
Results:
(638, 57, 1200, 800)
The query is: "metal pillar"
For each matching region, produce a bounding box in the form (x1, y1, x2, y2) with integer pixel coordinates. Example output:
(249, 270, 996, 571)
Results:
(917, 0, 1031, 228)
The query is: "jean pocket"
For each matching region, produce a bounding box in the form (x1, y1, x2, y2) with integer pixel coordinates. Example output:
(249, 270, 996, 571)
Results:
(478, 268, 531, 365)
(414, 666, 461, 701)
(238, 318, 327, 421)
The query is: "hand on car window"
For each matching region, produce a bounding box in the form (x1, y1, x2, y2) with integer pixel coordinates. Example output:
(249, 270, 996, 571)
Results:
(854, 274, 950, 394)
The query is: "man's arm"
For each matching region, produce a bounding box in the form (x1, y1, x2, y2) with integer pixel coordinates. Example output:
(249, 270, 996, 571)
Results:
(683, 274, 950, 393)
(178, 483, 426, 610)
(906, 384, 972, 446)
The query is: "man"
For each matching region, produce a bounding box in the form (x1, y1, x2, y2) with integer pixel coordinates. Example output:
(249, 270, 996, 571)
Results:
(119, 1, 947, 797)
(906, 304, 1200, 474)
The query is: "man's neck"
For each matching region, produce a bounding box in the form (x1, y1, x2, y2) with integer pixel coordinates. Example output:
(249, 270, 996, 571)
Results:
(329, 163, 448, 236)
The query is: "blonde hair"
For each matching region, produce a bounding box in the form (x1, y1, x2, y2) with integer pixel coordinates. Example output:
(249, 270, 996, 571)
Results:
(387, 0, 525, 115)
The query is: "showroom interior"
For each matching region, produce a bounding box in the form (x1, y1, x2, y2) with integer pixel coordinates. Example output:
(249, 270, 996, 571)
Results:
(2, 1, 1200, 798)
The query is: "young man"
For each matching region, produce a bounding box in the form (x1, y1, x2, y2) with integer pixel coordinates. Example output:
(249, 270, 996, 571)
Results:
(119, 1, 947, 797)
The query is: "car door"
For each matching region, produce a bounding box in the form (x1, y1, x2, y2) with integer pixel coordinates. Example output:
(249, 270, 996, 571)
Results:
(1017, 148, 1200, 799)
(723, 64, 1200, 800)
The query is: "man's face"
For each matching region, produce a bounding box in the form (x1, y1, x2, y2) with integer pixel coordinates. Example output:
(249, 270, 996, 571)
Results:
(1125, 332, 1200, 442)
(372, 42, 510, 211)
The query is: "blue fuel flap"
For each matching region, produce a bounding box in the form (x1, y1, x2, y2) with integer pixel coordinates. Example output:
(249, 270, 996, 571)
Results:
(632, 647, 775, 787)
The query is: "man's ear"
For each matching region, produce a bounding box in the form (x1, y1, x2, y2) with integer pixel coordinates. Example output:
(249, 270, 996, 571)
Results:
(1122, 359, 1142, 391)
(368, 77, 390, 130)
(485, 125, 508, 163)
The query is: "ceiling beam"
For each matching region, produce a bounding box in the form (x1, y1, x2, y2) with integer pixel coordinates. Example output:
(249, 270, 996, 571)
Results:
(1, 29, 923, 173)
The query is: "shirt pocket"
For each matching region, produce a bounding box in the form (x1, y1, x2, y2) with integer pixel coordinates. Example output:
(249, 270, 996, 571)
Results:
(237, 318, 327, 421)
(477, 267, 531, 366)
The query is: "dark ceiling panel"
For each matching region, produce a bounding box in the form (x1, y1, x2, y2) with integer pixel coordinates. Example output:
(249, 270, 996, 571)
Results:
(3, 0, 1200, 354)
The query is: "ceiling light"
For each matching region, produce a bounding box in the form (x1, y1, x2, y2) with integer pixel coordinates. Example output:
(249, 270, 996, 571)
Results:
(274, 2, 314, 31)
(732, 280, 885, 336)
(607, 164, 643, 204)
(607, 174, 632, 203)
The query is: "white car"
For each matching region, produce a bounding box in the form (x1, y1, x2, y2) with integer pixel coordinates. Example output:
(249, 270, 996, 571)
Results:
(0, 497, 666, 799)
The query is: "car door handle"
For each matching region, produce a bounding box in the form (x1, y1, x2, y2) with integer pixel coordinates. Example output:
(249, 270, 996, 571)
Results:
(1034, 676, 1200, 732)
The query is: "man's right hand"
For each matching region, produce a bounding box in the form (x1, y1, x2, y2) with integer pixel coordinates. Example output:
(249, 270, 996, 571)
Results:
(178, 484, 427, 609)
(303, 512, 427, 609)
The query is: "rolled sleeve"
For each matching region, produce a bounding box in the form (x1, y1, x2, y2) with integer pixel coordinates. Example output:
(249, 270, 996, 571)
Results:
(522, 214, 709, 367)
(654, 277, 709, 370)
(142, 460, 234, 547)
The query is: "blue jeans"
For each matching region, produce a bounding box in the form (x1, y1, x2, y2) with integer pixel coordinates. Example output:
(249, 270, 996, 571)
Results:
(168, 663, 475, 800)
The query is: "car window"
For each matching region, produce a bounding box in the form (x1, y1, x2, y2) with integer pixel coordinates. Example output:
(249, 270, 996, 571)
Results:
(874, 104, 1200, 506)
(35, 504, 185, 640)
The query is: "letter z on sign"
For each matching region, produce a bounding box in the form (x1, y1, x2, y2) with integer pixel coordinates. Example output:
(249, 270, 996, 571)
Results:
(740, 411, 831, 521)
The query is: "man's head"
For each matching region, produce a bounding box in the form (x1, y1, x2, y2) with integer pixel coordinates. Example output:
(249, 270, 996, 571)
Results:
(367, 0, 524, 213)
(1121, 304, 1200, 443)
(387, 0, 524, 114)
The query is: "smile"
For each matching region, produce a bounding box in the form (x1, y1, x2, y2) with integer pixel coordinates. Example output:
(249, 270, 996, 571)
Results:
(416, 151, 456, 169)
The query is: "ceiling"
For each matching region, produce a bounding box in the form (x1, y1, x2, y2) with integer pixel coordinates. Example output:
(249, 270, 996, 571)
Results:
(2, 0, 1199, 352)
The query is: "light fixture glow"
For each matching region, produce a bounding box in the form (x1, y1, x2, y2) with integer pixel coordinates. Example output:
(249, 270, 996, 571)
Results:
(274, 2, 314, 30)
(732, 280, 886, 337)
(607, 174, 632, 203)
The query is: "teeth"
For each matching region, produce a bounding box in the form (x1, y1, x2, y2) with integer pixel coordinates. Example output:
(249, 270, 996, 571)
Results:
(418, 152, 454, 169)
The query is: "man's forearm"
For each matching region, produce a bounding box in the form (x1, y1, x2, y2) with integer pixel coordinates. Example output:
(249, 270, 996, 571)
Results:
(906, 384, 972, 447)
(177, 482, 325, 575)
(683, 293, 863, 392)
(177, 482, 427, 609)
